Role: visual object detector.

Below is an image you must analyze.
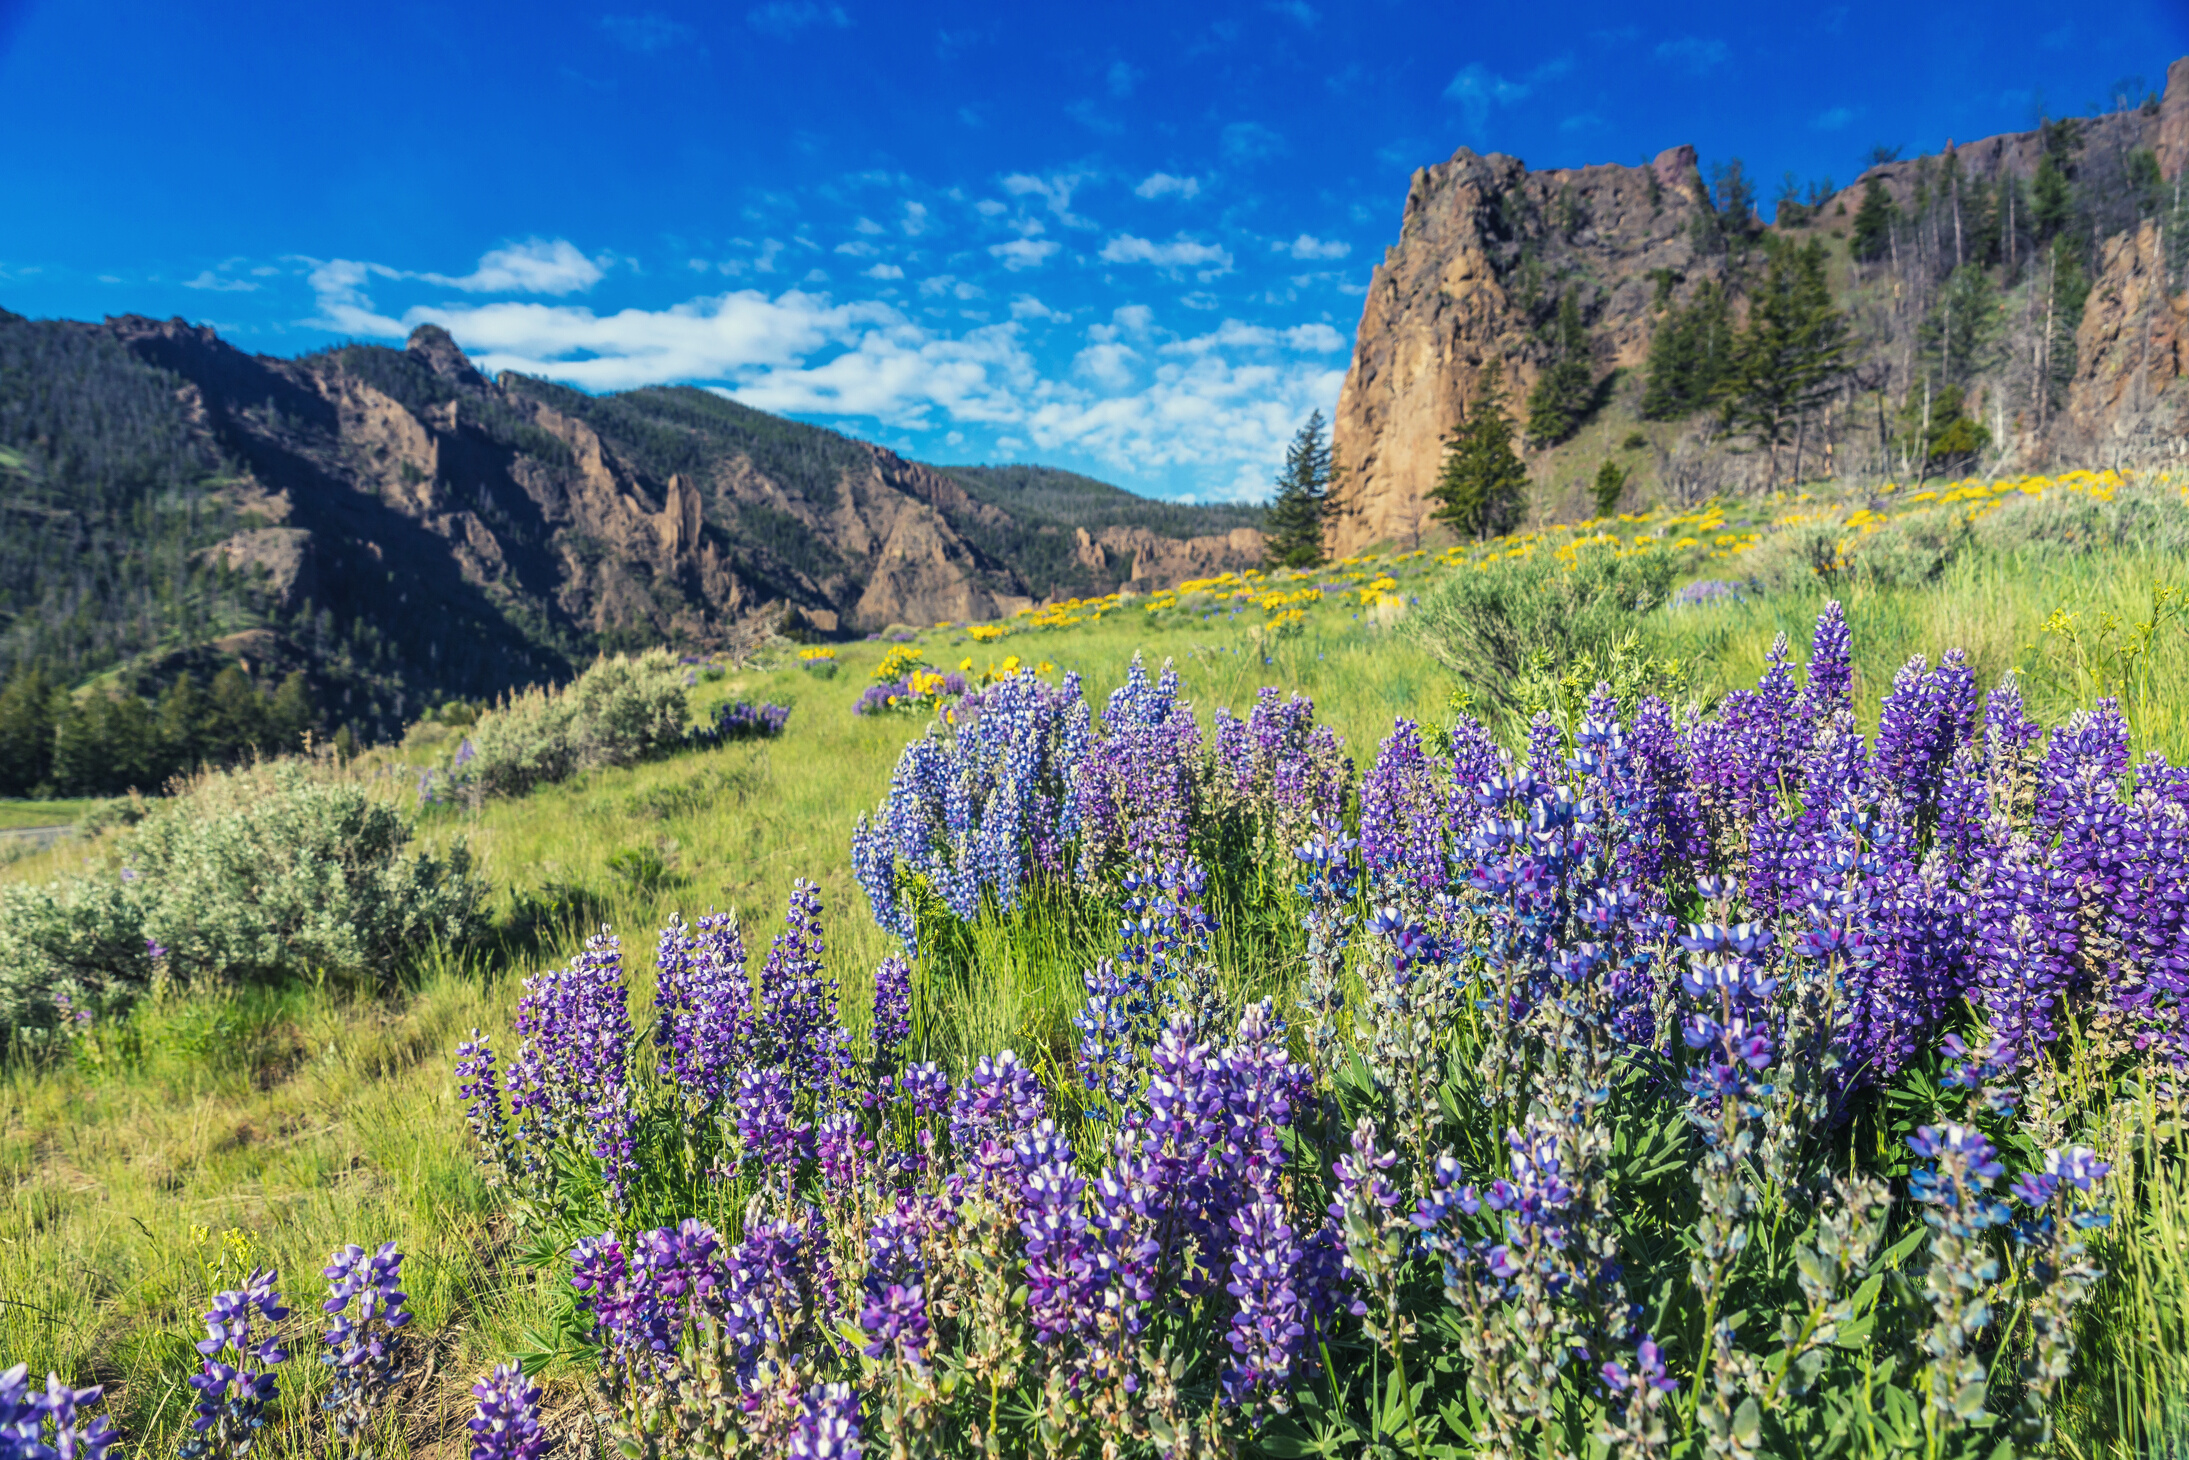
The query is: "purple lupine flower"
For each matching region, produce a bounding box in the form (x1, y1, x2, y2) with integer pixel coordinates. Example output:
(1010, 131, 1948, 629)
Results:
(320, 1241, 412, 1439)
(692, 700, 793, 746)
(1971, 846, 2080, 1056)
(1212, 688, 1353, 858)
(0, 1365, 116, 1460)
(505, 928, 637, 1202)
(949, 1050, 1047, 1149)
(1016, 1121, 1098, 1351)
(467, 1363, 545, 1460)
(870, 955, 912, 1072)
(1907, 1124, 2011, 1234)
(1075, 655, 1202, 884)
(184, 1268, 289, 1454)
(1799, 600, 1854, 725)
(653, 911, 755, 1108)
(789, 1381, 863, 1459)
(2010, 1146, 2112, 1208)
(1874, 649, 1979, 826)
(1601, 1336, 1679, 1393)
(751, 882, 857, 1099)
(1360, 718, 1453, 901)
(454, 1032, 517, 1185)
(735, 1066, 816, 1175)
(1222, 1191, 1308, 1408)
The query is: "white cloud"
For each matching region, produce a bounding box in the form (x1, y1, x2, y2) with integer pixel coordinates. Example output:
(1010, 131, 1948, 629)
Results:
(1075, 341, 1140, 387)
(1443, 55, 1572, 137)
(835, 240, 879, 257)
(1001, 172, 1094, 228)
(1560, 112, 1602, 134)
(853, 216, 885, 235)
(975, 198, 1008, 217)
(419, 238, 606, 295)
(988, 239, 1061, 271)
(1162, 319, 1345, 354)
(1811, 105, 1857, 132)
(183, 271, 259, 292)
(1099, 233, 1234, 276)
(746, 1, 849, 37)
(1654, 36, 1728, 73)
(599, 12, 695, 53)
(901, 201, 930, 235)
(1220, 121, 1285, 163)
(1113, 304, 1154, 335)
(865, 263, 905, 279)
(1010, 294, 1066, 320)
(1134, 172, 1201, 200)
(1107, 60, 1142, 97)
(1278, 234, 1348, 260)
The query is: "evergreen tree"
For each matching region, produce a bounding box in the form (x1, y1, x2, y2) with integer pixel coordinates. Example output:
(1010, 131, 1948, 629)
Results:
(0, 665, 58, 797)
(208, 665, 268, 760)
(1591, 460, 1630, 518)
(157, 672, 210, 776)
(1722, 240, 1850, 483)
(268, 671, 318, 751)
(2031, 153, 2072, 241)
(1525, 291, 1598, 446)
(1263, 411, 1333, 569)
(1430, 363, 1529, 539)
(1920, 264, 2000, 387)
(1899, 382, 1991, 476)
(1640, 282, 1736, 420)
(1849, 177, 1896, 262)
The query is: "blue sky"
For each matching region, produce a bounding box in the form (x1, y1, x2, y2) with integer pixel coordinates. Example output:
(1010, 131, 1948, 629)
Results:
(2, 1, 2184, 501)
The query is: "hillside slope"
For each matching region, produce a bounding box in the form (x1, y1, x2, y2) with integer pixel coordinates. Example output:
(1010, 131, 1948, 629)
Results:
(1331, 55, 2189, 553)
(0, 314, 1262, 734)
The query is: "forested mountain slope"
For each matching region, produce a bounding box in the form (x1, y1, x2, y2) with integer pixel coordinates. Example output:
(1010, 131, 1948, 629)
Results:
(0, 313, 1261, 741)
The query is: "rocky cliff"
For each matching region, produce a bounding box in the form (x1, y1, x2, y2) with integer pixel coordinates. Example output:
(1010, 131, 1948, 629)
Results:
(1330, 55, 2189, 555)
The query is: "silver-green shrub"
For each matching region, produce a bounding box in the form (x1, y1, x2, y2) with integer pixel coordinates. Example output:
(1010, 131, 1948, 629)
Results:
(0, 762, 484, 1042)
(458, 650, 690, 798)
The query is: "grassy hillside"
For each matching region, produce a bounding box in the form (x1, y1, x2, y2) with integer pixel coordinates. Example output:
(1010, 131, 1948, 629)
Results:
(2, 468, 2185, 1450)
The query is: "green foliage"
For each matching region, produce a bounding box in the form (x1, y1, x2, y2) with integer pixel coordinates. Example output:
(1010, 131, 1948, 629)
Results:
(2031, 150, 2074, 242)
(0, 662, 319, 798)
(1640, 280, 1736, 421)
(1430, 363, 1530, 540)
(1408, 539, 1679, 718)
(1592, 459, 1630, 517)
(1919, 264, 2000, 387)
(1849, 177, 1896, 262)
(0, 665, 57, 796)
(0, 762, 483, 1041)
(1263, 411, 1334, 569)
(1721, 239, 1851, 475)
(461, 649, 691, 798)
(1524, 290, 1598, 447)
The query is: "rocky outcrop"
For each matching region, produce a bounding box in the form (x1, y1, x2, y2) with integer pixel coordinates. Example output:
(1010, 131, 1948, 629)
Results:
(1330, 56, 2189, 553)
(1330, 145, 1716, 554)
(1074, 525, 1265, 587)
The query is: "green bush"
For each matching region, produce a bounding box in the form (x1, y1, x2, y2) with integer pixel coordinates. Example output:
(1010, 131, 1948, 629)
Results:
(1408, 542, 1679, 714)
(0, 762, 484, 1044)
(461, 649, 690, 798)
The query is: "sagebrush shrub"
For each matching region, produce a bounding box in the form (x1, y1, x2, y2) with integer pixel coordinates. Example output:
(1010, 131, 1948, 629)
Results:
(458, 649, 690, 798)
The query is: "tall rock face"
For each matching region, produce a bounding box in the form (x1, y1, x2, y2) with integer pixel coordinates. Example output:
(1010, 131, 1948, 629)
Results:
(1331, 57, 2189, 555)
(1331, 145, 1716, 554)
(0, 313, 1260, 732)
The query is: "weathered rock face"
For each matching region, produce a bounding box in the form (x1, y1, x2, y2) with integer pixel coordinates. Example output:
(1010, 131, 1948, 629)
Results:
(1074, 525, 1267, 588)
(1330, 145, 1716, 554)
(86, 317, 1254, 674)
(1331, 58, 2189, 553)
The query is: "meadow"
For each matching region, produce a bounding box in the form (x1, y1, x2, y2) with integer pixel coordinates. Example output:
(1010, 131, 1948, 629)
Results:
(2, 469, 2187, 1457)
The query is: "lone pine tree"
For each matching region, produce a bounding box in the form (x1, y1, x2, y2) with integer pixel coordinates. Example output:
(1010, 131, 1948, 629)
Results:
(1263, 410, 1334, 569)
(1431, 362, 1529, 539)
(1525, 290, 1597, 446)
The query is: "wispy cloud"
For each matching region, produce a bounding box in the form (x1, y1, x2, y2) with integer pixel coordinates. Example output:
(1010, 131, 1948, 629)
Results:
(1100, 233, 1234, 275)
(599, 12, 695, 53)
(988, 239, 1061, 271)
(1654, 36, 1728, 73)
(745, 1, 848, 38)
(1276, 234, 1348, 260)
(1811, 105, 1858, 132)
(1559, 112, 1602, 134)
(183, 270, 260, 293)
(422, 239, 607, 295)
(1220, 121, 1286, 163)
(1134, 172, 1201, 200)
(1001, 173, 1095, 228)
(1443, 56, 1569, 137)
(1267, 0, 1317, 26)
(1107, 60, 1142, 98)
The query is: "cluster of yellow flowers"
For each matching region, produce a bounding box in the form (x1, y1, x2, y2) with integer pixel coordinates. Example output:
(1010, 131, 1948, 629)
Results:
(873, 644, 927, 683)
(798, 645, 837, 661)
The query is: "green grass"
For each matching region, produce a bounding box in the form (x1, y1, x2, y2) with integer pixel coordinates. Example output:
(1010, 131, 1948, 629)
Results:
(4, 472, 2188, 1450)
(0, 797, 100, 830)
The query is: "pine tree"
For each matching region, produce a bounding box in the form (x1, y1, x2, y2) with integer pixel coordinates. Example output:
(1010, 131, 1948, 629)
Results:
(1920, 264, 1999, 387)
(1263, 411, 1333, 569)
(1849, 177, 1895, 262)
(1722, 240, 1850, 484)
(1640, 282, 1735, 420)
(1525, 290, 1597, 446)
(1592, 460, 1630, 518)
(157, 672, 210, 776)
(1430, 363, 1529, 539)
(0, 665, 58, 797)
(269, 671, 318, 751)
